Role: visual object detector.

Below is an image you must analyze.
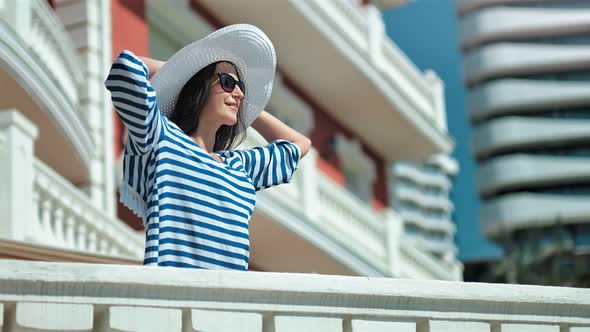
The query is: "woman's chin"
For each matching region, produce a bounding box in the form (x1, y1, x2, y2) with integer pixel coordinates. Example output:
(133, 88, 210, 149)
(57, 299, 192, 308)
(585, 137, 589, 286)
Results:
(218, 109, 237, 125)
(222, 117, 238, 127)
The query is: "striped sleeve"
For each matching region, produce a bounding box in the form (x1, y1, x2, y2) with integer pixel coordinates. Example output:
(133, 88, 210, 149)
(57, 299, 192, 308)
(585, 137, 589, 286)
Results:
(235, 139, 301, 191)
(105, 50, 162, 155)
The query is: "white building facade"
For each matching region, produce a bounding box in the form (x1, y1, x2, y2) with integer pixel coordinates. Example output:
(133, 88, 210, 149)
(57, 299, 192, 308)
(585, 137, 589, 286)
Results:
(391, 155, 459, 263)
(0, 0, 460, 281)
(457, 0, 590, 274)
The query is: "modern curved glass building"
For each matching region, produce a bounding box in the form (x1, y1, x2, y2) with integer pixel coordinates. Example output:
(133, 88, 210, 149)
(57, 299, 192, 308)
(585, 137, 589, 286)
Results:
(457, 0, 590, 275)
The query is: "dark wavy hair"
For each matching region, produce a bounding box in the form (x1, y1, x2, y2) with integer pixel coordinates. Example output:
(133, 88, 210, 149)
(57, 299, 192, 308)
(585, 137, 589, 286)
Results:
(169, 61, 246, 152)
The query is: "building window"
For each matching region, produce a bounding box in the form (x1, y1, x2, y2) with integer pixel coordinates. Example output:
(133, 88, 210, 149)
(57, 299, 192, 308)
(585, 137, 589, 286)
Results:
(267, 74, 314, 136)
(334, 134, 375, 203)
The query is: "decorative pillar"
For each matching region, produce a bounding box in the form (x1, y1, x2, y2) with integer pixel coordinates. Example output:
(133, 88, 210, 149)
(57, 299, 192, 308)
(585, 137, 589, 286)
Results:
(53, 0, 115, 215)
(87, 229, 97, 253)
(64, 214, 76, 249)
(424, 70, 447, 131)
(382, 207, 403, 277)
(31, 190, 44, 241)
(365, 3, 385, 66)
(301, 149, 320, 222)
(77, 224, 87, 251)
(53, 207, 65, 245)
(0, 110, 38, 241)
(0, 0, 32, 41)
(40, 199, 54, 244)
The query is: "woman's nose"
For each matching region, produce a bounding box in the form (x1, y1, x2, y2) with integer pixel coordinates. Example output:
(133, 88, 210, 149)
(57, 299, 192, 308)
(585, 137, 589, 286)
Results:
(232, 85, 244, 99)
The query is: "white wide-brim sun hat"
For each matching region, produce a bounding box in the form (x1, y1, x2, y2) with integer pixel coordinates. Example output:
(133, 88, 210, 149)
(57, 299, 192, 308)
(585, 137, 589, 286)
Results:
(150, 24, 276, 134)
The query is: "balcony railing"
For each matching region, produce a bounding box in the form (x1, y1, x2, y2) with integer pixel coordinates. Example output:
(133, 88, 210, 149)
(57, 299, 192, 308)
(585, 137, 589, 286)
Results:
(0, 109, 142, 262)
(32, 159, 144, 259)
(0, 0, 82, 109)
(399, 238, 460, 279)
(400, 209, 456, 235)
(317, 173, 388, 265)
(0, 260, 588, 332)
(242, 131, 388, 268)
(393, 162, 452, 191)
(394, 185, 454, 213)
(0, 0, 94, 176)
(240, 131, 460, 280)
(299, 0, 443, 126)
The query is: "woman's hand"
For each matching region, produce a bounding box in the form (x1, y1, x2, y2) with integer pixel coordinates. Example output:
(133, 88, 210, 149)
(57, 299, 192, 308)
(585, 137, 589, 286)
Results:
(251, 111, 312, 158)
(138, 56, 165, 79)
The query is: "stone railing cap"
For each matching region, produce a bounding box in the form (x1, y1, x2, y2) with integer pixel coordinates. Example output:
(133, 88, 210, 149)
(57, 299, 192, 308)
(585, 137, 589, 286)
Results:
(1, 260, 588, 310)
(0, 109, 38, 139)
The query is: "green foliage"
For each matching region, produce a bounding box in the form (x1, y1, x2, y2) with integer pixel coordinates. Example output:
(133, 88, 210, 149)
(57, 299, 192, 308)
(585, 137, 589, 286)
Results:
(495, 222, 589, 287)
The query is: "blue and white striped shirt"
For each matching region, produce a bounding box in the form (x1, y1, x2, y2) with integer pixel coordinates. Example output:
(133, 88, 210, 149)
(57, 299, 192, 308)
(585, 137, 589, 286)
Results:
(105, 50, 301, 270)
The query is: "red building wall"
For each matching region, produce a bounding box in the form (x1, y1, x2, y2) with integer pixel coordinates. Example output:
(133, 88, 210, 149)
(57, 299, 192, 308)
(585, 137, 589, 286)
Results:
(111, 0, 148, 155)
(111, 0, 149, 230)
(283, 77, 387, 210)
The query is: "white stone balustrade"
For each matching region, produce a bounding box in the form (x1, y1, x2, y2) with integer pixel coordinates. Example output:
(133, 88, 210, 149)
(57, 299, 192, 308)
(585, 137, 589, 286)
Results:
(0, 110, 38, 242)
(0, 0, 94, 179)
(399, 238, 461, 280)
(239, 130, 459, 280)
(32, 158, 143, 258)
(0, 109, 143, 261)
(317, 173, 389, 264)
(294, 0, 442, 128)
(0, 0, 82, 110)
(0, 260, 588, 332)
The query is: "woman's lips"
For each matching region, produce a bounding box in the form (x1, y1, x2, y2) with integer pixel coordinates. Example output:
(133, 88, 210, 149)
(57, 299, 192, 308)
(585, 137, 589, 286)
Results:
(226, 102, 239, 111)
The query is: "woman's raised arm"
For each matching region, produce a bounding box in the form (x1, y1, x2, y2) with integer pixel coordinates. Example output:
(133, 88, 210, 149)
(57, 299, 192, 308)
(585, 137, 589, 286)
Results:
(250, 111, 312, 158)
(138, 56, 165, 79)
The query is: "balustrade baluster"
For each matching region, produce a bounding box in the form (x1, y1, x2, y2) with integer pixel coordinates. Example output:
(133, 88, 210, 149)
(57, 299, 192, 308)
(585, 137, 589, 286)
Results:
(31, 190, 43, 241)
(77, 224, 86, 251)
(24, 155, 144, 260)
(64, 215, 75, 249)
(87, 230, 97, 253)
(53, 207, 64, 245)
(40, 198, 54, 244)
(99, 238, 109, 254)
(110, 245, 120, 256)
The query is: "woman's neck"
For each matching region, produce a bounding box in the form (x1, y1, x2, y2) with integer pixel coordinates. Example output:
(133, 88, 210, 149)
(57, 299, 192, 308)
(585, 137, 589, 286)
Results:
(191, 125, 219, 154)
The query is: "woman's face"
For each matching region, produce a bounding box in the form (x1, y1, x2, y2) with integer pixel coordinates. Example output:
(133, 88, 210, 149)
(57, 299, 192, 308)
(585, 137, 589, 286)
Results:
(200, 62, 244, 128)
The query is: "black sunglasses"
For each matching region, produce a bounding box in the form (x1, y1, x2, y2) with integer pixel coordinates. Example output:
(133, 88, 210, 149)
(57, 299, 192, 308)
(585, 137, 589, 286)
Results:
(215, 73, 245, 96)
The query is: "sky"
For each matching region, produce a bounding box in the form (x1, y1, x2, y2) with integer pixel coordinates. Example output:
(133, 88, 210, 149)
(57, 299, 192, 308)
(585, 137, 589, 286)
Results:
(382, 0, 502, 262)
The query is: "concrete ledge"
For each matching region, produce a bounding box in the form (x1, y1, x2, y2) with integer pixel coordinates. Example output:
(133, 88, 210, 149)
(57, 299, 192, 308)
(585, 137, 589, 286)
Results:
(104, 306, 182, 332)
(13, 302, 93, 331)
(189, 309, 262, 332)
(0, 260, 587, 327)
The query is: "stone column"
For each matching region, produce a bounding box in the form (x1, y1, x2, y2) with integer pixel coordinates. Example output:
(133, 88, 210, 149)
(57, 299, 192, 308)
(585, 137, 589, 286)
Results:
(382, 207, 403, 277)
(365, 3, 385, 67)
(424, 70, 447, 131)
(301, 149, 320, 222)
(0, 0, 32, 41)
(0, 110, 38, 241)
(53, 0, 115, 216)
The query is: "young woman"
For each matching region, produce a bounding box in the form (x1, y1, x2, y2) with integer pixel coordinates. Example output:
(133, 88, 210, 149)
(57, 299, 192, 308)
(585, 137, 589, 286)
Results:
(105, 24, 311, 270)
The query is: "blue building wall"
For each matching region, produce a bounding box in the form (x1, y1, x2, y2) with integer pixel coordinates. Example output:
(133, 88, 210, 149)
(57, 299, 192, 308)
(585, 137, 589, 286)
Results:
(382, 0, 502, 262)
